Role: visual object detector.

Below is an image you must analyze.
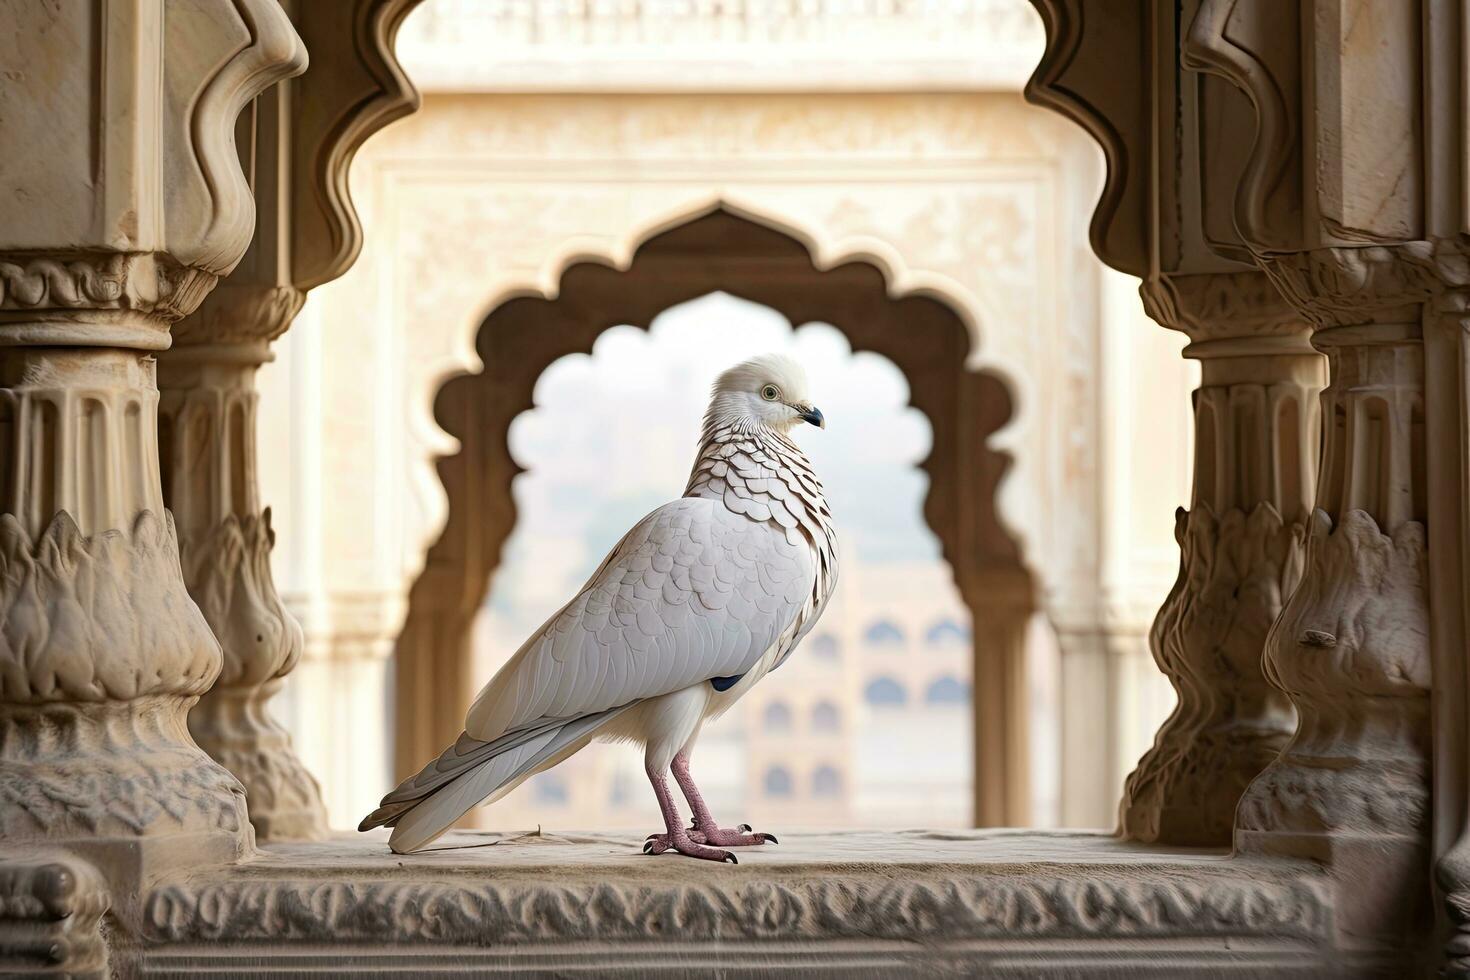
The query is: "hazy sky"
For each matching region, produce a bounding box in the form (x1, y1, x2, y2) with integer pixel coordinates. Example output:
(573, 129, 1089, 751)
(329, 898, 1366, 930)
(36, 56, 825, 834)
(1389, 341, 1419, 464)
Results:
(485, 292, 940, 625)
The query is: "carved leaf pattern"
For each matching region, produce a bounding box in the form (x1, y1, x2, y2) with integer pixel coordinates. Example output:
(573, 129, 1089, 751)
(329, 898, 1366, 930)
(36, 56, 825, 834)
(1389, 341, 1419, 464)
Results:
(142, 870, 1328, 945)
(180, 509, 301, 690)
(180, 509, 326, 840)
(0, 511, 221, 702)
(1261, 240, 1470, 329)
(1237, 509, 1430, 838)
(0, 699, 247, 838)
(0, 511, 248, 838)
(1121, 503, 1301, 845)
(0, 253, 217, 323)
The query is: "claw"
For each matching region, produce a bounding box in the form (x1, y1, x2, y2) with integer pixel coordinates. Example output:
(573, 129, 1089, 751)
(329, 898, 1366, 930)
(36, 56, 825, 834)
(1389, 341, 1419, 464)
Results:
(723, 852, 738, 864)
(643, 840, 653, 853)
(765, 834, 779, 844)
(738, 823, 752, 832)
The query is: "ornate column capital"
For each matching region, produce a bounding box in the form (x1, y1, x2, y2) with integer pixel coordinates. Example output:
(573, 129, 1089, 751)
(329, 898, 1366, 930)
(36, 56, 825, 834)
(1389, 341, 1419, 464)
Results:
(0, 1, 306, 350)
(1140, 271, 1312, 351)
(1260, 239, 1470, 330)
(171, 284, 306, 362)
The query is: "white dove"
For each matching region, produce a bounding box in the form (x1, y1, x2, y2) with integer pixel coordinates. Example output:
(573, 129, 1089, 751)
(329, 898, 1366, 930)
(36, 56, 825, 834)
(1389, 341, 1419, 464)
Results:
(361, 353, 839, 861)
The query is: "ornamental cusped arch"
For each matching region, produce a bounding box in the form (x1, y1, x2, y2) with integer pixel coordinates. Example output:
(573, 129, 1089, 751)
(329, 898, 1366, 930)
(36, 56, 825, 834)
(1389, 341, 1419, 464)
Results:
(392, 202, 1037, 826)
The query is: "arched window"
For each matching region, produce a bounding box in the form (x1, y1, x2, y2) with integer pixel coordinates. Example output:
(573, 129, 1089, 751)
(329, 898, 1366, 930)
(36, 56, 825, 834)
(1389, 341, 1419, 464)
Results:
(864, 620, 905, 647)
(764, 765, 794, 797)
(864, 676, 908, 707)
(810, 633, 840, 660)
(925, 618, 970, 647)
(924, 675, 969, 705)
(532, 773, 569, 805)
(811, 700, 841, 733)
(763, 700, 793, 732)
(812, 765, 843, 798)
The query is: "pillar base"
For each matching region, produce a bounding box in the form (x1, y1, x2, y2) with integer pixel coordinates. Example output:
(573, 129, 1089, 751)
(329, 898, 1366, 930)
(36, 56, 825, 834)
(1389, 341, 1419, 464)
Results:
(190, 684, 328, 842)
(1120, 503, 1301, 846)
(1236, 510, 1431, 950)
(0, 509, 253, 878)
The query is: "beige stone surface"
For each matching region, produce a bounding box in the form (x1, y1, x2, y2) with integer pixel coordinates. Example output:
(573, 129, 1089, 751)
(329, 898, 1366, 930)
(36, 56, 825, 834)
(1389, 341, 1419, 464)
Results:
(135, 831, 1339, 976)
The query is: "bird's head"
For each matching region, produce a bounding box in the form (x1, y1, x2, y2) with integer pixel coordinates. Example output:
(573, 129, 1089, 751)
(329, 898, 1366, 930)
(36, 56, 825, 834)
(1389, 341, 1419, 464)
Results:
(706, 353, 825, 434)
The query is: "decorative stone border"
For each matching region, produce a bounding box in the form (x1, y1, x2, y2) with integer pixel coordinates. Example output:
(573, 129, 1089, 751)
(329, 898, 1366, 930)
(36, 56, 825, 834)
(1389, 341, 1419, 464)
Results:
(132, 831, 1334, 974)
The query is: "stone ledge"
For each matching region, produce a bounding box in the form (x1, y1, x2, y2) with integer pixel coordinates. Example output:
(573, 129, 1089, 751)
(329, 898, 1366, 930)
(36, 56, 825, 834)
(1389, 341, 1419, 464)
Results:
(121, 829, 1354, 976)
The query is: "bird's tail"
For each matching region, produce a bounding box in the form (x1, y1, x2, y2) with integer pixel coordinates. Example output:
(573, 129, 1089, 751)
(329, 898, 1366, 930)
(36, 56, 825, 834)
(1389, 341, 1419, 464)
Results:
(359, 706, 631, 854)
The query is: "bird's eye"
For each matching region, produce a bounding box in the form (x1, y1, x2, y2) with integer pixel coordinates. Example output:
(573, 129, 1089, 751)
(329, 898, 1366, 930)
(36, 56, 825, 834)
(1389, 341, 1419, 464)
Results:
(761, 384, 780, 401)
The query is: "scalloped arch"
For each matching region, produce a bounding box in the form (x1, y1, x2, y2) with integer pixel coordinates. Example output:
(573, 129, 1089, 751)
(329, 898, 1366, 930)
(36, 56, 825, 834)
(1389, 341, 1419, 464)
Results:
(392, 205, 1036, 809)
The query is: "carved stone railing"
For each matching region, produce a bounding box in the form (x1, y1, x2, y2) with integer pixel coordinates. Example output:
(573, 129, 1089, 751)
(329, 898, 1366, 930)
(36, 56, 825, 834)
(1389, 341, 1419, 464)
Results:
(136, 831, 1338, 976)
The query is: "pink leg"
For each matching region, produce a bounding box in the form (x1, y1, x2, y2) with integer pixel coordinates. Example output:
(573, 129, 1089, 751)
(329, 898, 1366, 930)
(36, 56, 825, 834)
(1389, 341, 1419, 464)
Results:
(669, 750, 776, 847)
(642, 762, 738, 863)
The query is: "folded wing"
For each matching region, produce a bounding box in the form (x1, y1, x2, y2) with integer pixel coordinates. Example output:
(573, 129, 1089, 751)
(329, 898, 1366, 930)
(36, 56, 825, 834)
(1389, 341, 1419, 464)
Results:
(465, 496, 813, 742)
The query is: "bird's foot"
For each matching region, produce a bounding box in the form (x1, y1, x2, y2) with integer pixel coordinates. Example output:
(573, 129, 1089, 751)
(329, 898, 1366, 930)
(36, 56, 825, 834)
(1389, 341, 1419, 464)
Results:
(643, 829, 739, 863)
(686, 821, 777, 847)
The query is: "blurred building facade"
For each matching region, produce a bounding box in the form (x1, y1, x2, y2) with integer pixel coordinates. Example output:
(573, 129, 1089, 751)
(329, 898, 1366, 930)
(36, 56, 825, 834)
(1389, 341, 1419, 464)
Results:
(258, 0, 1196, 831)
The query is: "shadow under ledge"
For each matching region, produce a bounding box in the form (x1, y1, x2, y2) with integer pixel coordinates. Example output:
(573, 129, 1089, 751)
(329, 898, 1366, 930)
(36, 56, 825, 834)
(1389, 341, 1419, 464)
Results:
(119, 829, 1404, 977)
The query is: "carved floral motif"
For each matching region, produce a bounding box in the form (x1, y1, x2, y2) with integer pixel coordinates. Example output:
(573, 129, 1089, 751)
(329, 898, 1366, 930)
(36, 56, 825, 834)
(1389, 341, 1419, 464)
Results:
(142, 865, 1329, 945)
(0, 511, 221, 703)
(1121, 503, 1301, 845)
(1236, 509, 1430, 946)
(0, 699, 247, 840)
(172, 285, 306, 349)
(0, 252, 217, 324)
(0, 511, 248, 841)
(1237, 509, 1430, 840)
(181, 511, 301, 690)
(1260, 240, 1470, 329)
(1139, 272, 1303, 340)
(181, 511, 327, 840)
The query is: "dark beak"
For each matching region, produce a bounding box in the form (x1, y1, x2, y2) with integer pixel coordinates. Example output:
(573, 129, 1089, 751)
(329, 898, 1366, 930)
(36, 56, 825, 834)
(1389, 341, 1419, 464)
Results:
(798, 406, 826, 429)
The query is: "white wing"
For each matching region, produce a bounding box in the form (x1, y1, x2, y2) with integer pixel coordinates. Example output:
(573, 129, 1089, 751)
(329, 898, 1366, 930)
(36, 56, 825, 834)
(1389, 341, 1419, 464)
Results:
(465, 496, 813, 741)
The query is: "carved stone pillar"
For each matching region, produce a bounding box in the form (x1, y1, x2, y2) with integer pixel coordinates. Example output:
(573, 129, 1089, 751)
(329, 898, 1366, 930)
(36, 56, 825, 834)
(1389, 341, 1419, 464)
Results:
(1181, 0, 1441, 950)
(160, 284, 327, 840)
(1120, 273, 1320, 845)
(1026, 0, 1323, 842)
(162, 0, 424, 838)
(1232, 260, 1432, 947)
(0, 0, 306, 888)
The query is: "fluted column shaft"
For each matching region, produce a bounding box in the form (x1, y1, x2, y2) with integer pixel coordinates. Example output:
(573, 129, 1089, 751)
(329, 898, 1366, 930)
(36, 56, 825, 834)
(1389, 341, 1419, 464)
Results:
(1120, 274, 1322, 845)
